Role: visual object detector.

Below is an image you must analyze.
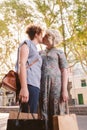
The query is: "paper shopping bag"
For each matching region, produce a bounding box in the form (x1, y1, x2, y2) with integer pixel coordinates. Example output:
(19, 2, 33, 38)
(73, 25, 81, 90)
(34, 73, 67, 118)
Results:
(6, 119, 45, 130)
(9, 111, 38, 119)
(53, 114, 79, 130)
(6, 111, 45, 130)
(6, 102, 46, 130)
(53, 101, 79, 130)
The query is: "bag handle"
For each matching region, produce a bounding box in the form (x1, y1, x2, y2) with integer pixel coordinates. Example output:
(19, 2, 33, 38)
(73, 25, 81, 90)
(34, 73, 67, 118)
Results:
(16, 103, 36, 120)
(26, 58, 39, 69)
(59, 101, 69, 115)
(66, 100, 69, 114)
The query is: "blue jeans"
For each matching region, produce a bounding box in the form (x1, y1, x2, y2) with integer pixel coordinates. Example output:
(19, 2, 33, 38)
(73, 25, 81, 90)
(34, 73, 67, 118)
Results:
(21, 84, 40, 113)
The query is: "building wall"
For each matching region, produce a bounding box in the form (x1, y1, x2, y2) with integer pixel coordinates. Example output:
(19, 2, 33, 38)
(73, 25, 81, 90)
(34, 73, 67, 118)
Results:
(71, 88, 87, 104)
(68, 67, 87, 105)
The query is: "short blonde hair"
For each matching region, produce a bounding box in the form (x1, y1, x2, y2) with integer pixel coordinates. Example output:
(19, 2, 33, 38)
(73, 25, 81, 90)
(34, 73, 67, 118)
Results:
(45, 29, 63, 45)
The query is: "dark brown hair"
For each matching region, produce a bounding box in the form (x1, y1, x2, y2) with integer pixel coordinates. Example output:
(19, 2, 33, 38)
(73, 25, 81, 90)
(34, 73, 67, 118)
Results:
(26, 24, 42, 40)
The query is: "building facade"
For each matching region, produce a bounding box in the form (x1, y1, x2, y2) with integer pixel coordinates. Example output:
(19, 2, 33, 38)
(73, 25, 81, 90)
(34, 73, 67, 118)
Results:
(68, 64, 87, 105)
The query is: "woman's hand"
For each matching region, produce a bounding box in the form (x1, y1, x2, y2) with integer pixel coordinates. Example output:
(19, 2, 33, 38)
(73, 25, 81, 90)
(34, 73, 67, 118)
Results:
(19, 87, 29, 103)
(61, 89, 69, 102)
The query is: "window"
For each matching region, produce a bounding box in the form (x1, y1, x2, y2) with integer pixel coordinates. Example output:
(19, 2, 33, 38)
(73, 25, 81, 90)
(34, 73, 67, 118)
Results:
(81, 80, 86, 87)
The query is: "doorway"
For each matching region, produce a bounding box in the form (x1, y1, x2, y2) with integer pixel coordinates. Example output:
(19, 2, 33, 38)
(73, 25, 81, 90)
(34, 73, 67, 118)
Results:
(78, 94, 84, 104)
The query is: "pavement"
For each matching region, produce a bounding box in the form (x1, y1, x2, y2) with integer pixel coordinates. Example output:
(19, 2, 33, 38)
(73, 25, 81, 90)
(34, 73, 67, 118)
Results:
(0, 113, 87, 130)
(77, 115, 87, 130)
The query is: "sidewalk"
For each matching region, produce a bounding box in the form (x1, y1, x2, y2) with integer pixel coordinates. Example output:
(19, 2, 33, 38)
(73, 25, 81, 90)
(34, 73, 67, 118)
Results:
(0, 113, 87, 130)
(77, 115, 87, 130)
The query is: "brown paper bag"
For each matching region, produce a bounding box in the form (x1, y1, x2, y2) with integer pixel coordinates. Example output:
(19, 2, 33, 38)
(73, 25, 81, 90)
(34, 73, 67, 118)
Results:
(9, 111, 38, 119)
(53, 114, 79, 130)
(53, 101, 79, 130)
(7, 111, 45, 130)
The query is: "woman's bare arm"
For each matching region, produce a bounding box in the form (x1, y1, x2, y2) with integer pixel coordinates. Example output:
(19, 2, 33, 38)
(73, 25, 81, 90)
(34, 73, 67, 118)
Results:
(61, 68, 69, 102)
(18, 44, 29, 103)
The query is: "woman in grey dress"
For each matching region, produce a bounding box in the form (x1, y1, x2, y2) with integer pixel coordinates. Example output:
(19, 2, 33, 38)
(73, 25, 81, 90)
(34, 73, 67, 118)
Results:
(40, 29, 69, 130)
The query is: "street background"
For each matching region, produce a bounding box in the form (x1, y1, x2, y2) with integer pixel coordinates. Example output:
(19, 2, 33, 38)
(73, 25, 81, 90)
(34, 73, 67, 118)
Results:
(0, 113, 87, 130)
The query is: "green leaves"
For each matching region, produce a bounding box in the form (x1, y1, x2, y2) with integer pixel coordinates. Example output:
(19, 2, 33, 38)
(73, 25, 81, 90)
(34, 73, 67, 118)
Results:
(0, 0, 87, 75)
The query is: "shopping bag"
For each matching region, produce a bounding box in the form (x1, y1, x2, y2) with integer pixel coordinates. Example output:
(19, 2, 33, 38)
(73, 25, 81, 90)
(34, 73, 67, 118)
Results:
(9, 111, 38, 119)
(6, 104, 46, 130)
(7, 111, 45, 130)
(53, 114, 79, 130)
(6, 119, 45, 130)
(53, 102, 79, 130)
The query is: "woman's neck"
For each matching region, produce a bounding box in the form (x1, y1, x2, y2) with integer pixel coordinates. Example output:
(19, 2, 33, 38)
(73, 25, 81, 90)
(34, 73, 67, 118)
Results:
(46, 45, 54, 50)
(32, 38, 38, 45)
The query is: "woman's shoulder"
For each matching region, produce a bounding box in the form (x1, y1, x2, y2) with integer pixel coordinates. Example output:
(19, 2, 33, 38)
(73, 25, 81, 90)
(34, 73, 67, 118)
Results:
(19, 39, 29, 45)
(54, 48, 64, 55)
(19, 40, 32, 49)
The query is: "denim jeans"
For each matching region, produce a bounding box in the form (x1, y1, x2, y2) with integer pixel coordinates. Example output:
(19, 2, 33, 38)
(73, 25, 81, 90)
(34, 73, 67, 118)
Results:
(21, 84, 40, 113)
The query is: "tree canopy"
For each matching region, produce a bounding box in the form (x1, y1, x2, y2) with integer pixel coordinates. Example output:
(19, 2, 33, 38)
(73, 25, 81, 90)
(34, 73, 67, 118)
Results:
(0, 0, 87, 79)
